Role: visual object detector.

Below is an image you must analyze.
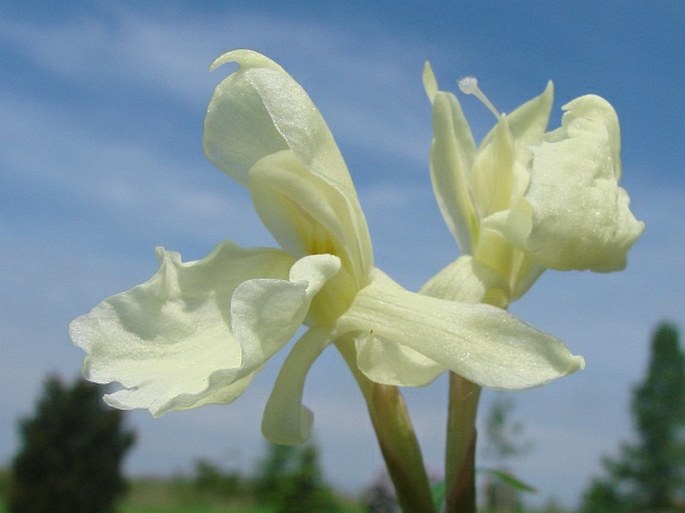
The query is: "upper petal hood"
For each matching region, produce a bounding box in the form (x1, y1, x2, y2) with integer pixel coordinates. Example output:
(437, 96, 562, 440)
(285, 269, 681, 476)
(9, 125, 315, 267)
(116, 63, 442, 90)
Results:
(204, 50, 350, 190)
(203, 49, 373, 278)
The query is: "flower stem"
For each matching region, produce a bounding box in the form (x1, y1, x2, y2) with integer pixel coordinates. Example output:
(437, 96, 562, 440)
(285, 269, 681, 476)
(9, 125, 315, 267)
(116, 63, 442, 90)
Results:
(369, 383, 436, 513)
(444, 373, 481, 513)
(336, 339, 436, 513)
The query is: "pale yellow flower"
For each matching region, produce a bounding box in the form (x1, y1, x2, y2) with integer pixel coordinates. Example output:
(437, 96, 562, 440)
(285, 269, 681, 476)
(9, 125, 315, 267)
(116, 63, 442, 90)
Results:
(421, 64, 644, 306)
(70, 51, 584, 445)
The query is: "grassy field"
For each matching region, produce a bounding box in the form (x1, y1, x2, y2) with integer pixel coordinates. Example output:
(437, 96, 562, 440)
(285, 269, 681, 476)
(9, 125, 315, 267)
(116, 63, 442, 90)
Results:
(0, 475, 366, 513)
(120, 504, 275, 513)
(119, 505, 363, 513)
(0, 468, 366, 513)
(2, 495, 364, 513)
(1, 478, 366, 513)
(116, 477, 365, 513)
(0, 500, 265, 513)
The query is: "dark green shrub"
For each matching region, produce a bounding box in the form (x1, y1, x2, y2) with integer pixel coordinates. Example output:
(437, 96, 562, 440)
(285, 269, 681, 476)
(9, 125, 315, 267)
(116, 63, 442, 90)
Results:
(255, 441, 340, 512)
(277, 444, 340, 513)
(8, 375, 135, 513)
(192, 458, 246, 500)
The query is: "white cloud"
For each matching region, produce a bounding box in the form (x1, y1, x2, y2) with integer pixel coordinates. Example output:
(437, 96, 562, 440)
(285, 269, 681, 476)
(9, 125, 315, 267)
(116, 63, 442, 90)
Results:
(0, 4, 438, 170)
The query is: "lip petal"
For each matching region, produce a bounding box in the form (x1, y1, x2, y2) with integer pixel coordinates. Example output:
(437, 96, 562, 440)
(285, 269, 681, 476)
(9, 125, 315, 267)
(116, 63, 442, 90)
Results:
(515, 95, 645, 271)
(69, 242, 295, 416)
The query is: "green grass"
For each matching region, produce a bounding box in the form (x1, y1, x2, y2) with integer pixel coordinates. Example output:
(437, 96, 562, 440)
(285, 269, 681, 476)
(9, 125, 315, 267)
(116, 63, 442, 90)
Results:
(0, 474, 366, 513)
(120, 506, 363, 513)
(116, 477, 364, 513)
(0, 497, 362, 513)
(123, 503, 268, 512)
(118, 477, 268, 513)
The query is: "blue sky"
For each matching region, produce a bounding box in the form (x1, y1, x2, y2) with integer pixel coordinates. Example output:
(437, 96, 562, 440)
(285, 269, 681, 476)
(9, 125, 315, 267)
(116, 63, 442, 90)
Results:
(1, 1, 683, 508)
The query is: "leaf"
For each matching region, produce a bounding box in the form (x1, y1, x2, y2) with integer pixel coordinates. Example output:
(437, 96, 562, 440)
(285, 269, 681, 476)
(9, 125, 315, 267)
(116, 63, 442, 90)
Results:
(480, 467, 538, 493)
(431, 480, 446, 510)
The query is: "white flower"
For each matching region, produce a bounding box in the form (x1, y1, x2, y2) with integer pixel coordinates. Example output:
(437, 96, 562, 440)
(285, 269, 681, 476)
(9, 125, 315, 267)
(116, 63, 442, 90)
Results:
(70, 51, 584, 445)
(422, 65, 644, 305)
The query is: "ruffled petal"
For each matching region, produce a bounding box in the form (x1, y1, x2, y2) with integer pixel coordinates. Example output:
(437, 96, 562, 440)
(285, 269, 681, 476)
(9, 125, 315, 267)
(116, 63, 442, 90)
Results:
(261, 327, 332, 444)
(509, 95, 644, 271)
(69, 242, 295, 415)
(338, 269, 584, 389)
(203, 49, 373, 278)
(425, 63, 478, 253)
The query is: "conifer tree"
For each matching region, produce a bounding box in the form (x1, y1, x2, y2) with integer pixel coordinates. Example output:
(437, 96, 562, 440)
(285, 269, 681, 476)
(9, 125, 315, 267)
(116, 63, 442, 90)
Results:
(9, 375, 135, 513)
(580, 323, 685, 513)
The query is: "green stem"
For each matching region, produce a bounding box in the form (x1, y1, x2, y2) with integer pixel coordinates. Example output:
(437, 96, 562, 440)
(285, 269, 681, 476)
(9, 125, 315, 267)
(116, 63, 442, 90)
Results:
(444, 373, 481, 513)
(336, 339, 436, 513)
(369, 384, 436, 513)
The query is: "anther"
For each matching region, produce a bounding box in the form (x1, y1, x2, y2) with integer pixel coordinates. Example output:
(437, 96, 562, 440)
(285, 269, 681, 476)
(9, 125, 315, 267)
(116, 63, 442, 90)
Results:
(458, 76, 501, 119)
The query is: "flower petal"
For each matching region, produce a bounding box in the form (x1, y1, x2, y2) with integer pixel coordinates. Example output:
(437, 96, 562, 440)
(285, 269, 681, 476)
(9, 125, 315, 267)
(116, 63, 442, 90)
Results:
(69, 242, 295, 415)
(338, 269, 585, 389)
(261, 327, 331, 445)
(509, 256, 545, 302)
(207, 50, 351, 189)
(472, 116, 516, 218)
(422, 61, 439, 103)
(496, 81, 554, 157)
(510, 95, 644, 271)
(354, 331, 446, 387)
(420, 255, 510, 307)
(369, 255, 511, 386)
(428, 90, 479, 253)
(249, 150, 371, 284)
(203, 49, 373, 277)
(231, 253, 341, 365)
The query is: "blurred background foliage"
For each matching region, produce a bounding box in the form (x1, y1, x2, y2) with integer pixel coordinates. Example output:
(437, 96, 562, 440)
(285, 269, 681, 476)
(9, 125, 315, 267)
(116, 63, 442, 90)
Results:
(579, 323, 685, 513)
(7, 376, 135, 513)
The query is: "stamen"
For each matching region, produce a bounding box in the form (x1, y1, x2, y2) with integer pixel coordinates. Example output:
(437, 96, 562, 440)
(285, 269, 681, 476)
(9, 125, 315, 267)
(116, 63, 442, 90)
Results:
(458, 76, 501, 119)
